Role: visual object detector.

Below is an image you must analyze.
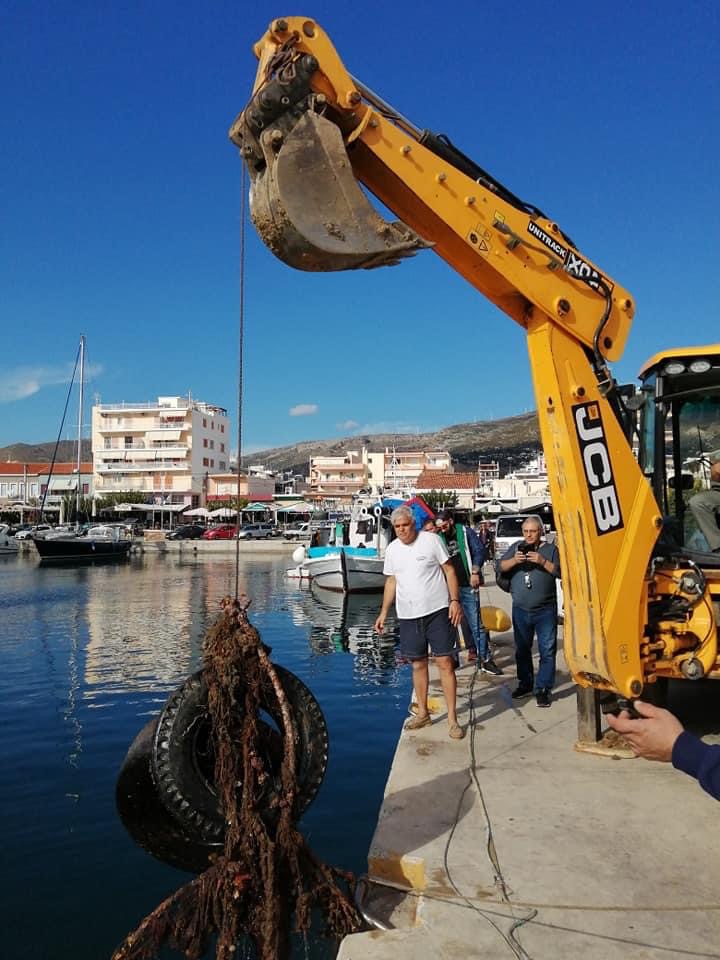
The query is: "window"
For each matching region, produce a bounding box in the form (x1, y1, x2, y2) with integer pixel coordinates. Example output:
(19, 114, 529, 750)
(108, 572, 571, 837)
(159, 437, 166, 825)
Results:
(203, 418, 207, 427)
(203, 457, 209, 467)
(0, 483, 6, 496)
(211, 421, 214, 430)
(220, 424, 225, 433)
(210, 440, 214, 449)
(9, 483, 17, 496)
(203, 438, 208, 448)
(82, 483, 89, 494)
(220, 443, 225, 453)
(210, 459, 215, 467)
(219, 461, 226, 471)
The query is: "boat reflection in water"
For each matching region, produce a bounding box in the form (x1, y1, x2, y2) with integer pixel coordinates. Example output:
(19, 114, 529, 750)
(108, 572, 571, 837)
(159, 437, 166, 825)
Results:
(305, 586, 398, 669)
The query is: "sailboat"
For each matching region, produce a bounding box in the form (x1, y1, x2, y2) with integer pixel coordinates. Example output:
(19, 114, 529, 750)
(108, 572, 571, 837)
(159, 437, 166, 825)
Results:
(33, 336, 133, 564)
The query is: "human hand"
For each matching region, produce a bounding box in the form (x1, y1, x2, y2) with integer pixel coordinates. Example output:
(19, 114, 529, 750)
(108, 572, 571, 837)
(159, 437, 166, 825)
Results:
(605, 700, 684, 762)
(448, 601, 463, 627)
(514, 549, 527, 565)
(470, 572, 481, 587)
(374, 614, 386, 635)
(525, 550, 543, 566)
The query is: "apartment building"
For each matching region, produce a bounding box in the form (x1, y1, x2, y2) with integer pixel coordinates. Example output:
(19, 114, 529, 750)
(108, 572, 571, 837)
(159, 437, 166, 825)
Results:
(92, 396, 229, 507)
(308, 450, 369, 506)
(308, 446, 452, 505)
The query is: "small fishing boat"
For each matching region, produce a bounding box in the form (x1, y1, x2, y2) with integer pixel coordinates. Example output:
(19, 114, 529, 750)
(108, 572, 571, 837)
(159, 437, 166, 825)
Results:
(287, 494, 433, 594)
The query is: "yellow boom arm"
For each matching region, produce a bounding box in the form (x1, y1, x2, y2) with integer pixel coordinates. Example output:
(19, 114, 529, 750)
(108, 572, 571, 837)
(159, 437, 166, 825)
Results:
(230, 17, 683, 699)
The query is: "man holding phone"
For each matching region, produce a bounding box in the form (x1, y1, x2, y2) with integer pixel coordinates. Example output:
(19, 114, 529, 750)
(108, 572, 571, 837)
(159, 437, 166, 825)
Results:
(498, 517, 561, 707)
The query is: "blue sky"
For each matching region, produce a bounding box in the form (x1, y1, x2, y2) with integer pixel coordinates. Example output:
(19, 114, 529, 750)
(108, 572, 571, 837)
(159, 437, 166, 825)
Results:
(2, 1, 718, 454)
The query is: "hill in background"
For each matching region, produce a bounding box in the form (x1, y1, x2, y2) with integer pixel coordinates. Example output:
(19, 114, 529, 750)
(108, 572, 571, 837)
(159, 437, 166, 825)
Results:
(242, 412, 541, 476)
(0, 412, 541, 475)
(0, 440, 93, 463)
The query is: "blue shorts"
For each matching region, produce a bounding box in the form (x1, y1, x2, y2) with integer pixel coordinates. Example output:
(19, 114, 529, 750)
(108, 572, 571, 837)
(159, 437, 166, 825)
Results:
(398, 608, 457, 660)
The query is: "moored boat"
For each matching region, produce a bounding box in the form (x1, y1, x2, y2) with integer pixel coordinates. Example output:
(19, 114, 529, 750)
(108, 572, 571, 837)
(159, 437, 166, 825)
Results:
(0, 524, 19, 555)
(33, 523, 133, 563)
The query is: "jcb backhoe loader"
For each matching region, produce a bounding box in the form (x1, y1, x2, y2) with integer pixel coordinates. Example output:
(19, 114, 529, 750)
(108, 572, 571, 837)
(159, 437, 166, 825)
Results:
(230, 17, 720, 704)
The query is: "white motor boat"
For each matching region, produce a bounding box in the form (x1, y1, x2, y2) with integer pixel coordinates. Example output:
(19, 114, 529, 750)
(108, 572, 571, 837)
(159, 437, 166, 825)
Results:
(0, 524, 19, 555)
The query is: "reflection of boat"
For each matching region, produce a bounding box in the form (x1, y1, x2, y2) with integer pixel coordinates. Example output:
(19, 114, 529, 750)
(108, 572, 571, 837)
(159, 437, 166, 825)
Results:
(34, 523, 133, 563)
(0, 524, 19, 555)
(306, 588, 397, 663)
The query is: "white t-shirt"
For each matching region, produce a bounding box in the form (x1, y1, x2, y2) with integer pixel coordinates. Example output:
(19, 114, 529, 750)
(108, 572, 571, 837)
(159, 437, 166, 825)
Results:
(383, 530, 451, 619)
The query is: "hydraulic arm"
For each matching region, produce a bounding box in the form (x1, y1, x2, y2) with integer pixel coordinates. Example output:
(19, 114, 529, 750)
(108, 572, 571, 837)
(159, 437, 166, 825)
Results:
(230, 17, 718, 699)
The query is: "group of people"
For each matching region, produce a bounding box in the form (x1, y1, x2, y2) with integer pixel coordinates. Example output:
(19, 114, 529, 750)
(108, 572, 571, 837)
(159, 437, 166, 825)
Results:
(374, 507, 561, 740)
(373, 489, 720, 801)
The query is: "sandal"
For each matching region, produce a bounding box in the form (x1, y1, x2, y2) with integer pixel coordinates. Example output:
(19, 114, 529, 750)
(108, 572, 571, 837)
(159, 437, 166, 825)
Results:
(448, 723, 465, 740)
(404, 713, 432, 731)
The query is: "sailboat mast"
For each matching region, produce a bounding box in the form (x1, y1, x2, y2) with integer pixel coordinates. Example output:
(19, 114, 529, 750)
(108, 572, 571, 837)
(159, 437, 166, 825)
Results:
(76, 335, 85, 524)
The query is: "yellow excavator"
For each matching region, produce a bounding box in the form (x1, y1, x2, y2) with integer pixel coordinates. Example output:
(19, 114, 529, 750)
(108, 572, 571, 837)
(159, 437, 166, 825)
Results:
(229, 17, 720, 706)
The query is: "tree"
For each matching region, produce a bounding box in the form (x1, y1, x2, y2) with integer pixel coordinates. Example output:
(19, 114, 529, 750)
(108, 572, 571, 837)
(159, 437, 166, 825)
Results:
(209, 497, 249, 513)
(423, 490, 459, 513)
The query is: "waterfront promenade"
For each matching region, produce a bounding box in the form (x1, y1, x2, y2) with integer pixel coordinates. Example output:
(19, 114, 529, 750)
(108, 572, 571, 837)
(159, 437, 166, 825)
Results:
(339, 577, 720, 959)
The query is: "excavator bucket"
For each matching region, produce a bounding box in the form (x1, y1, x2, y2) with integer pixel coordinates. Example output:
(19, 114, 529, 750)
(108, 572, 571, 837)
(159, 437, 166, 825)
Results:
(247, 111, 430, 271)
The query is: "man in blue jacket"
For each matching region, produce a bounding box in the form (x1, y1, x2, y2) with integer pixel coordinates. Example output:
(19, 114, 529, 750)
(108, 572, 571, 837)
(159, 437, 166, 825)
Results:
(436, 510, 503, 675)
(607, 701, 720, 801)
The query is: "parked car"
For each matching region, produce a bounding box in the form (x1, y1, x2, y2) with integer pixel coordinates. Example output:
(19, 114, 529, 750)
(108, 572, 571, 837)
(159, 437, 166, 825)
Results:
(15, 524, 52, 540)
(166, 524, 207, 541)
(283, 522, 311, 541)
(201, 524, 237, 540)
(236, 522, 274, 540)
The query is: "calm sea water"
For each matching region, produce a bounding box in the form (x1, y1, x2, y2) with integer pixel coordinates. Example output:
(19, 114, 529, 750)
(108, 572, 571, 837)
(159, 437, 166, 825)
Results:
(0, 551, 408, 959)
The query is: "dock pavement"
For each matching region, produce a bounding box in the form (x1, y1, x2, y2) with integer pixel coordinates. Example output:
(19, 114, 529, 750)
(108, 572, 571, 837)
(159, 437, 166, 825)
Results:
(338, 574, 720, 959)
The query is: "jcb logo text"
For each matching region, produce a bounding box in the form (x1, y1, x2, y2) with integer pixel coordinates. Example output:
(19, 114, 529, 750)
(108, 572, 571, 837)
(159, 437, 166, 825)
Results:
(573, 403, 624, 535)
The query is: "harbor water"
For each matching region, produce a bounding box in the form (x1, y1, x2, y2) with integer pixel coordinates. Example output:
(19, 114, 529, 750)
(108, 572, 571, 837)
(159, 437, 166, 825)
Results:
(0, 551, 408, 959)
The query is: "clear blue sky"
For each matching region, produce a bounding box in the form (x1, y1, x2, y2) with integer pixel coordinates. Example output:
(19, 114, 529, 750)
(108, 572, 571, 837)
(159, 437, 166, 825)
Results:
(2, 1, 718, 454)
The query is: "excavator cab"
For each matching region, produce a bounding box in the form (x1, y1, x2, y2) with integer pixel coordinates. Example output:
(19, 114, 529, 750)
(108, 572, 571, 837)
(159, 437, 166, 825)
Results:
(637, 346, 720, 559)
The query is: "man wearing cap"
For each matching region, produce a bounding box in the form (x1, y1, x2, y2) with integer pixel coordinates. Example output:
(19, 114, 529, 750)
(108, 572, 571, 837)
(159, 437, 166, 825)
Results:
(689, 452, 720, 553)
(436, 510, 503, 675)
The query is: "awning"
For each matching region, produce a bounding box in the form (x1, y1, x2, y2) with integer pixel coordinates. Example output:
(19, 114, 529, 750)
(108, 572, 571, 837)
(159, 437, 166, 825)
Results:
(147, 429, 182, 442)
(276, 501, 315, 513)
(182, 507, 210, 517)
(209, 507, 237, 518)
(244, 502, 271, 512)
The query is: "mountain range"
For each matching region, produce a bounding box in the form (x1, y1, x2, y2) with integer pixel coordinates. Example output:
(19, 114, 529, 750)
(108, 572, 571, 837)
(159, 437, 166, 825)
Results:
(0, 412, 541, 475)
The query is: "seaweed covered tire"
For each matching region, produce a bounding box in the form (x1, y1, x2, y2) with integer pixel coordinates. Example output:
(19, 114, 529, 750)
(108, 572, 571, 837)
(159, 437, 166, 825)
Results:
(151, 666, 329, 843)
(116, 716, 221, 874)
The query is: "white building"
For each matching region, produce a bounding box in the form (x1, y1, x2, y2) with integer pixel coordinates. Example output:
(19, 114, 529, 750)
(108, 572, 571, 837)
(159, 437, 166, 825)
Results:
(308, 446, 452, 505)
(92, 395, 230, 507)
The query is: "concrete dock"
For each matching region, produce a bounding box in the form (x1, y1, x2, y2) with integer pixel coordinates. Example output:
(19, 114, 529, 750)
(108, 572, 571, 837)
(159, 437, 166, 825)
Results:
(339, 580, 720, 959)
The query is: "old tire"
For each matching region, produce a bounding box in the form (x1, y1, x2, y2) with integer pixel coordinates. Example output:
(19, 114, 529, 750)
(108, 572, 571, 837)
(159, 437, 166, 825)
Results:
(151, 666, 329, 842)
(116, 716, 221, 874)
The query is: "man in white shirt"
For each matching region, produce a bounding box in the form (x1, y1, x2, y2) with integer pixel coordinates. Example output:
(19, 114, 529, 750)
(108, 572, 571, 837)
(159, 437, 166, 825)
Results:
(374, 505, 465, 739)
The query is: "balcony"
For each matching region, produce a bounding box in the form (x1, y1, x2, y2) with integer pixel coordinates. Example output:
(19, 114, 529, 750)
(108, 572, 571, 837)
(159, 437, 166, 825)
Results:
(95, 461, 189, 474)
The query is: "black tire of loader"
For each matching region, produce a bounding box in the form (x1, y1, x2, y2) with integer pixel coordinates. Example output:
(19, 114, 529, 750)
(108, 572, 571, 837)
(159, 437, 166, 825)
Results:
(151, 666, 329, 843)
